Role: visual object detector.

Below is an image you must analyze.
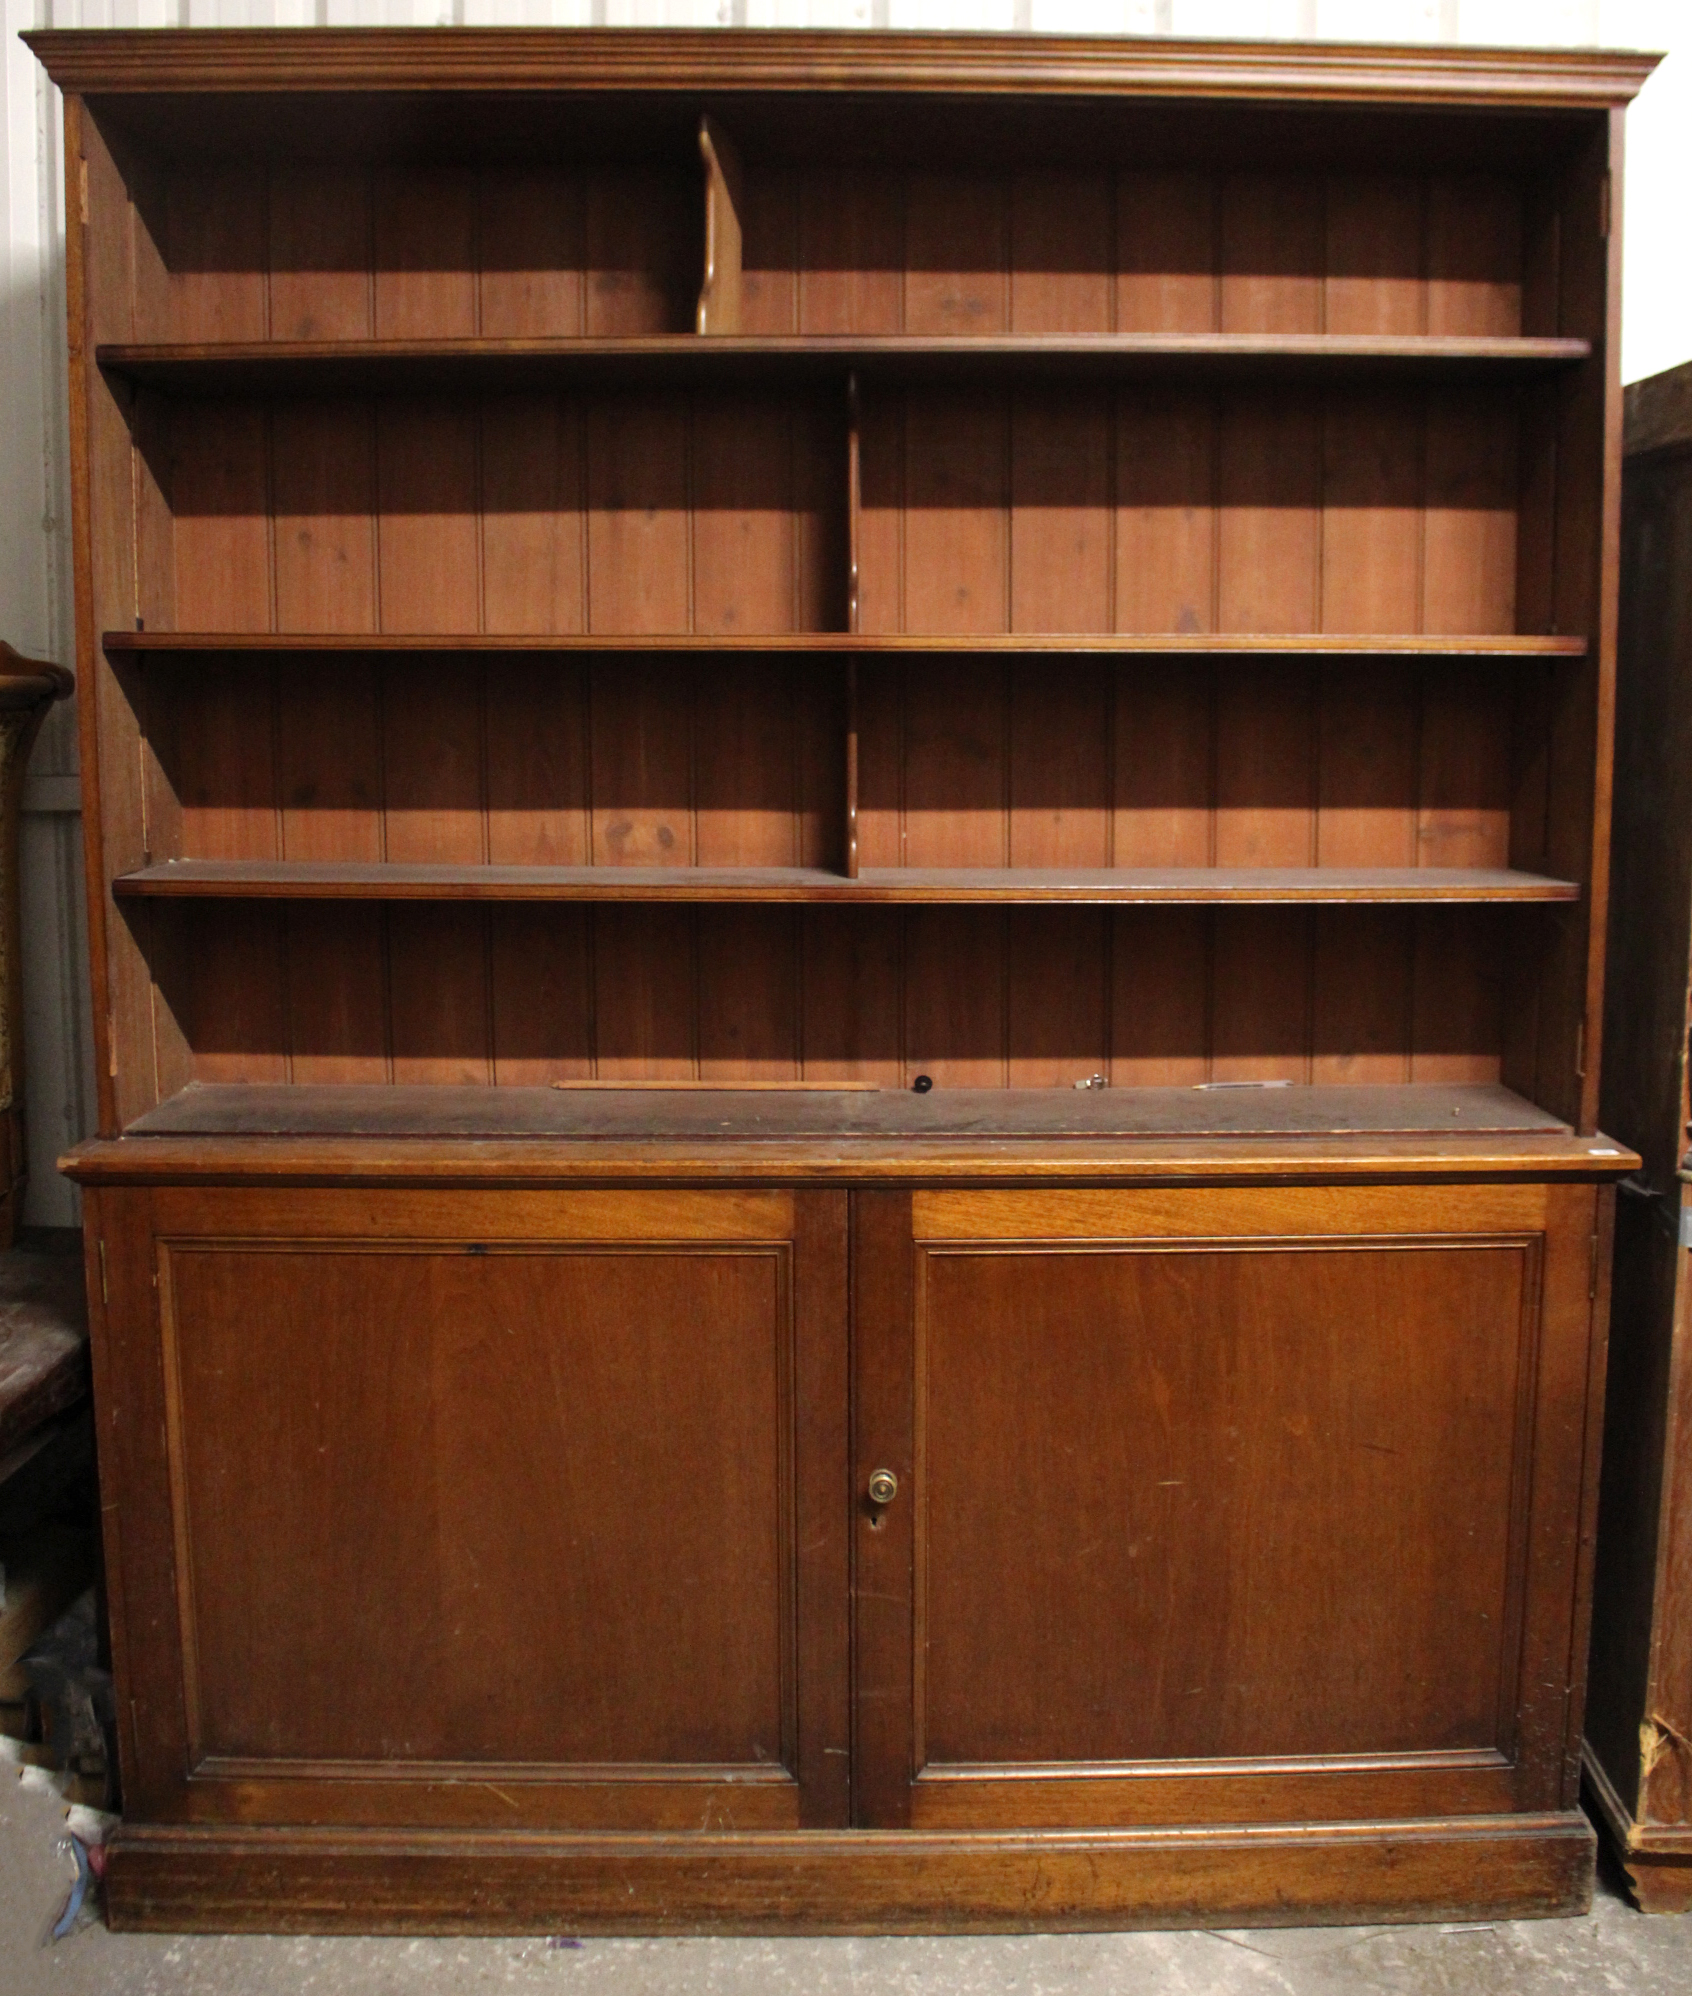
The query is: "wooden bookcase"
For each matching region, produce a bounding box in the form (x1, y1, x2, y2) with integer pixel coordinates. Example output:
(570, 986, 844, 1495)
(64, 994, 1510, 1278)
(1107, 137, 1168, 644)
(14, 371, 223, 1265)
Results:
(28, 28, 1652, 1932)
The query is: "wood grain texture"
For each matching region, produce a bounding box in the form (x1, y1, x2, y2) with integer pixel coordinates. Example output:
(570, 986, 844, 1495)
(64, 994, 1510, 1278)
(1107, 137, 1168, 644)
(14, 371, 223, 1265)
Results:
(97, 1813, 1598, 1934)
(113, 861, 1581, 904)
(104, 632, 1592, 656)
(102, 1181, 851, 1832)
(95, 336, 1591, 399)
(26, 27, 1659, 106)
(905, 1212, 1535, 1813)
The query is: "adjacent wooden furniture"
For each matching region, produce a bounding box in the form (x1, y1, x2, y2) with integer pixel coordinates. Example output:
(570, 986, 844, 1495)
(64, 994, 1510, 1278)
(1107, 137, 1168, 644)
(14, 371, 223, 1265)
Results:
(1586, 359, 1692, 1912)
(0, 1247, 89, 1489)
(0, 1244, 94, 1732)
(27, 27, 1652, 1932)
(0, 646, 73, 1245)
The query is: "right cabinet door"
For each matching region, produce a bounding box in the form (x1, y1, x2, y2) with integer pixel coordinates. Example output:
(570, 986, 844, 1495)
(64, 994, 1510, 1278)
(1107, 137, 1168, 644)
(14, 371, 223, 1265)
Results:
(850, 1182, 1603, 1830)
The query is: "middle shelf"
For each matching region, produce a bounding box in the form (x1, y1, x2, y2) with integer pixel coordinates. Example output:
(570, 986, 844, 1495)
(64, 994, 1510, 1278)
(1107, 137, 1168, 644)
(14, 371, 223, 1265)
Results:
(105, 632, 1592, 659)
(114, 861, 1580, 905)
(95, 331, 1594, 397)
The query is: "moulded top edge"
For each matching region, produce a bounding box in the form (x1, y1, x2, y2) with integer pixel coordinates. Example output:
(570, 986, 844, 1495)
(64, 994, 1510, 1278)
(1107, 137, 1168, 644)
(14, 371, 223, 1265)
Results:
(22, 29, 1662, 110)
(1625, 363, 1692, 459)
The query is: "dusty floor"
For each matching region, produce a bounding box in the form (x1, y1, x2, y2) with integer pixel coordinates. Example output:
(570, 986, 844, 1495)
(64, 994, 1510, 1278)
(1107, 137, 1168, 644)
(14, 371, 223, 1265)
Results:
(5, 1770, 1691, 1996)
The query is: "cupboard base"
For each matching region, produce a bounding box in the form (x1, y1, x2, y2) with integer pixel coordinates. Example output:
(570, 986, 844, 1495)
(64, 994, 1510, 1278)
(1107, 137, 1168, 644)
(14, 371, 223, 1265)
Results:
(104, 1814, 1595, 1934)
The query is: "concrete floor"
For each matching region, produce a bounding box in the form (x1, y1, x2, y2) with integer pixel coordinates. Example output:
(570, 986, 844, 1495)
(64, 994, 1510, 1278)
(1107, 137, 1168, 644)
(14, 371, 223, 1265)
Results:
(6, 1772, 1691, 1996)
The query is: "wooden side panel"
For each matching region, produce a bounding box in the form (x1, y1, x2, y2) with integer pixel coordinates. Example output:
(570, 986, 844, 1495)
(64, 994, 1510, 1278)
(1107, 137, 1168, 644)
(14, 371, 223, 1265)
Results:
(1538, 116, 1625, 1133)
(77, 108, 161, 1126)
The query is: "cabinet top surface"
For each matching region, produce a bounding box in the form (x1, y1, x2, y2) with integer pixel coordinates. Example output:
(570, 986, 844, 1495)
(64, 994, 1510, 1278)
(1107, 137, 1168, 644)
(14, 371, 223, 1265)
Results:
(24, 28, 1658, 107)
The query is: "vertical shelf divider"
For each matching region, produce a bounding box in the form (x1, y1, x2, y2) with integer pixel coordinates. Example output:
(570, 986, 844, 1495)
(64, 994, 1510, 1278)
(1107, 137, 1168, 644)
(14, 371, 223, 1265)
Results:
(846, 371, 862, 878)
(696, 115, 745, 335)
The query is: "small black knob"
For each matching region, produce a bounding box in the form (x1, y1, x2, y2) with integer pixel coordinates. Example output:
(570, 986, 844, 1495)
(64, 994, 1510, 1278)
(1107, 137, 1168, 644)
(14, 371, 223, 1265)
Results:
(912, 1074, 934, 1094)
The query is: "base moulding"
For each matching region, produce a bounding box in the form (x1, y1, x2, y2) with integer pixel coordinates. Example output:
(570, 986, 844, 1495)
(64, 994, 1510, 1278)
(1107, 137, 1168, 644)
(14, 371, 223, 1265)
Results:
(104, 1813, 1596, 1934)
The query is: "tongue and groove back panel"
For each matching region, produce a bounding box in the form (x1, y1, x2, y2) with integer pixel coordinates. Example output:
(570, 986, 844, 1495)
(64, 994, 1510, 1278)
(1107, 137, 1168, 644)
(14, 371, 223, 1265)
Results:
(135, 648, 1520, 1089)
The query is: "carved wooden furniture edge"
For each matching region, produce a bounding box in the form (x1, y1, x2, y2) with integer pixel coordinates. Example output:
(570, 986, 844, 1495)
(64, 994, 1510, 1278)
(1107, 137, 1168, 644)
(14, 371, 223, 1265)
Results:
(24, 29, 1661, 107)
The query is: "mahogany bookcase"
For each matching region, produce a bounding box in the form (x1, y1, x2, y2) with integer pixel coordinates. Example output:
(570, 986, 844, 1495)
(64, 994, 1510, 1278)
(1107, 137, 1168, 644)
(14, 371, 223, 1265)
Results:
(27, 27, 1652, 1932)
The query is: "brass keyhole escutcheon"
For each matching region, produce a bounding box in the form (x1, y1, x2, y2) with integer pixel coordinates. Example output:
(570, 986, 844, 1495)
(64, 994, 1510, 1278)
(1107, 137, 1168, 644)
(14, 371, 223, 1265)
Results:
(867, 1468, 899, 1508)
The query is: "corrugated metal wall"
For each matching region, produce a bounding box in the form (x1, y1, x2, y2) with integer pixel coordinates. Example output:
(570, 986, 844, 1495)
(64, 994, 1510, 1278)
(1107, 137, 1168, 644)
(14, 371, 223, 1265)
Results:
(0, 0, 1680, 1223)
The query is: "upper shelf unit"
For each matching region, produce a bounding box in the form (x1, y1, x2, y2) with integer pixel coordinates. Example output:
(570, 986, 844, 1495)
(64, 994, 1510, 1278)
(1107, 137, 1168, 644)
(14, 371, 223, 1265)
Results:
(96, 333, 1591, 396)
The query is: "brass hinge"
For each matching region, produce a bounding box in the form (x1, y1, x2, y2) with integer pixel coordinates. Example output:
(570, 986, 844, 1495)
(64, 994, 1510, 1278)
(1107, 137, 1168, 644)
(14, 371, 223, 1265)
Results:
(98, 1237, 108, 1307)
(1576, 1017, 1587, 1080)
(78, 157, 88, 229)
(1600, 171, 1612, 240)
(1590, 1230, 1602, 1302)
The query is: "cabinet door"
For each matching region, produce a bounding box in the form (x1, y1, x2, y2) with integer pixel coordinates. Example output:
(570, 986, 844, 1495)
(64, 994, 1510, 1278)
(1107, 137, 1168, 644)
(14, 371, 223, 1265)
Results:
(92, 1184, 849, 1831)
(852, 1183, 1602, 1829)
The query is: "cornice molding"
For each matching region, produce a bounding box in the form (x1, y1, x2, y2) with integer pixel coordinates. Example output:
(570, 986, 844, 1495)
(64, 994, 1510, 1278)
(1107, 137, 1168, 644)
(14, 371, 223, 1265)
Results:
(23, 28, 1661, 109)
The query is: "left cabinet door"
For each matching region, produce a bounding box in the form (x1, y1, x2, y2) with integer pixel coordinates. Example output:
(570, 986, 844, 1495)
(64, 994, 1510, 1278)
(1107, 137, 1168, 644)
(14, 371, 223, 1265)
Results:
(88, 1183, 850, 1832)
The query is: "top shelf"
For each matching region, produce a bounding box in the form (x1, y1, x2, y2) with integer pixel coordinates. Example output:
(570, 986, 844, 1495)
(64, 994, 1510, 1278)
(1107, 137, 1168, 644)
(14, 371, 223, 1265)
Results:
(95, 333, 1593, 396)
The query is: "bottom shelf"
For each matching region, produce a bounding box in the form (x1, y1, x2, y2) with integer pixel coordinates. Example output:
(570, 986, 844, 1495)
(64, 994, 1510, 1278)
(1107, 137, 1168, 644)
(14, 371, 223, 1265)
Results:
(126, 1080, 1575, 1144)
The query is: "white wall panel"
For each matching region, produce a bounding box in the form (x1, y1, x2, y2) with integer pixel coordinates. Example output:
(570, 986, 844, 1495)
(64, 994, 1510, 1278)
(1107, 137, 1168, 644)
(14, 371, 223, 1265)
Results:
(0, 1, 1683, 1229)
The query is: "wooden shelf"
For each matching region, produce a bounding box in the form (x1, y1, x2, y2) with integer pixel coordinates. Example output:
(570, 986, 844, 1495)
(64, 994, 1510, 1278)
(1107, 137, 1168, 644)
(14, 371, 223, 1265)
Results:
(113, 861, 1581, 905)
(95, 332, 1592, 396)
(104, 630, 1591, 659)
(124, 1080, 1579, 1146)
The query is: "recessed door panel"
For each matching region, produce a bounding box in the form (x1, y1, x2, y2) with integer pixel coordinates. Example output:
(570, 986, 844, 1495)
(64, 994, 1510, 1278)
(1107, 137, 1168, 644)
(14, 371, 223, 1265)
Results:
(126, 1186, 850, 1831)
(852, 1183, 1597, 1830)
(919, 1239, 1525, 1764)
